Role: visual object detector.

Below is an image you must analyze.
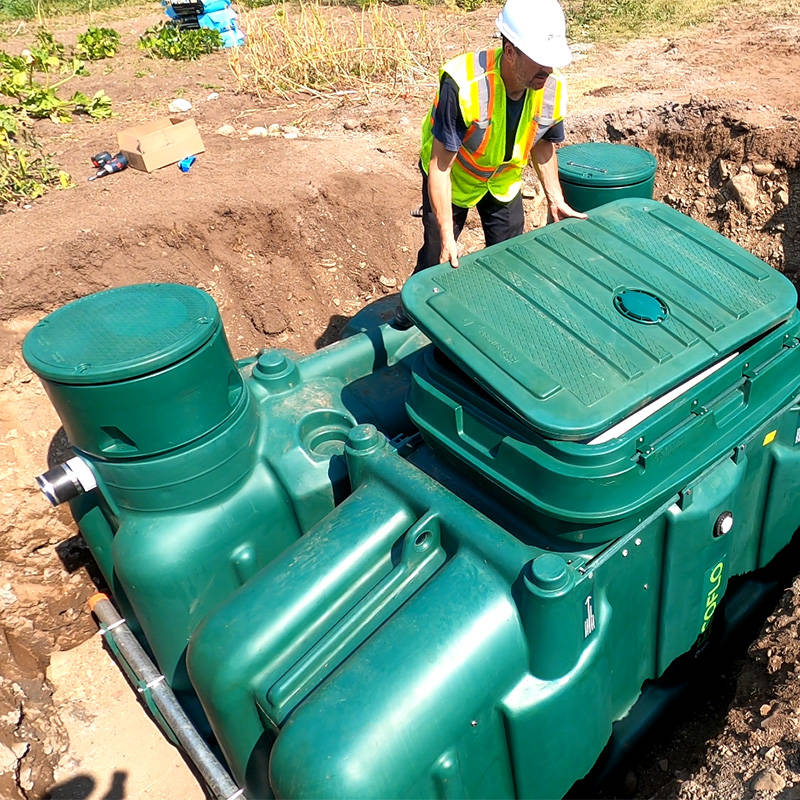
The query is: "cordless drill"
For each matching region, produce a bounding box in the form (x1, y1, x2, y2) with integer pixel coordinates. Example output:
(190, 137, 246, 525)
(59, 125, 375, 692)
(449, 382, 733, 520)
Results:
(88, 152, 128, 181)
(90, 151, 112, 168)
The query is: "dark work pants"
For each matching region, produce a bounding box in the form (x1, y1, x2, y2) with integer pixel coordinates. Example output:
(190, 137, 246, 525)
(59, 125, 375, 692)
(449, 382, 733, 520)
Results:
(413, 166, 524, 274)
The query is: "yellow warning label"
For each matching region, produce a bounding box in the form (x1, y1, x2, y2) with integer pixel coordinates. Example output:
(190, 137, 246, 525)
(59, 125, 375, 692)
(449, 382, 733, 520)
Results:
(763, 430, 777, 446)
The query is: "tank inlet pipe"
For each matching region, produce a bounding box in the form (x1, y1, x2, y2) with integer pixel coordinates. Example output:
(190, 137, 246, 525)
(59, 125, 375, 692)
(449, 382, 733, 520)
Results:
(87, 593, 246, 800)
(35, 456, 97, 506)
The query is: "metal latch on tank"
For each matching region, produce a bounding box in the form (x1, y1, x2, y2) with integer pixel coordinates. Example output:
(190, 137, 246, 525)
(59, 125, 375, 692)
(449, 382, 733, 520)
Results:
(740, 361, 758, 402)
(635, 435, 654, 466)
(691, 399, 709, 416)
(678, 486, 694, 509)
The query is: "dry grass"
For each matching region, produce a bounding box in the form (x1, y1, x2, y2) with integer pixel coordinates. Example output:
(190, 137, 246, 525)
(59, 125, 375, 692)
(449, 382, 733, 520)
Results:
(0, 0, 144, 23)
(230, 1, 460, 99)
(564, 0, 738, 40)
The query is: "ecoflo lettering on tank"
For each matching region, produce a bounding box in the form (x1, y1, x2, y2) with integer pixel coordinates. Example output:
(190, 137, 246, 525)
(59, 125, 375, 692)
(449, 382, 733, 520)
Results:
(701, 561, 725, 633)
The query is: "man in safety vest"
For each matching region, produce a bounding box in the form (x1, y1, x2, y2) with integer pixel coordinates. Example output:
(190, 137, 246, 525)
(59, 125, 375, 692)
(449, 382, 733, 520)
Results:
(414, 0, 586, 274)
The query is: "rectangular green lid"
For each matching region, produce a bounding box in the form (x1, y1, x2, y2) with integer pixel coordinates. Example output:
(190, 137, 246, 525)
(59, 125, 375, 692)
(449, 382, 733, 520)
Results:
(401, 199, 797, 440)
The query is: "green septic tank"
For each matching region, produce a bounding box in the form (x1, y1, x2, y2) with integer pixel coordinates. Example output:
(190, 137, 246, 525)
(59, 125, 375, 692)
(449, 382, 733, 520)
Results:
(24, 200, 800, 800)
(23, 283, 241, 458)
(558, 142, 658, 211)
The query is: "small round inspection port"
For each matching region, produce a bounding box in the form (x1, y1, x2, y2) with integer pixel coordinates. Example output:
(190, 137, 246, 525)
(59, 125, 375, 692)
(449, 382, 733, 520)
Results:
(299, 410, 354, 457)
(613, 289, 668, 324)
(414, 530, 432, 548)
(713, 511, 734, 538)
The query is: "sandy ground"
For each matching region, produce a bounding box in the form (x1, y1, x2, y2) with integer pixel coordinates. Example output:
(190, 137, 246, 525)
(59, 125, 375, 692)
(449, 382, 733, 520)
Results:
(46, 636, 204, 800)
(1, 1, 800, 798)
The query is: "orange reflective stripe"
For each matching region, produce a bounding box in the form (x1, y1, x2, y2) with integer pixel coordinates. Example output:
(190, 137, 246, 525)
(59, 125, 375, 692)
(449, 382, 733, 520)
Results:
(458, 144, 489, 172)
(455, 158, 491, 182)
(493, 163, 517, 176)
(472, 125, 491, 158)
(456, 150, 494, 181)
(462, 121, 487, 154)
(485, 49, 496, 119)
(521, 120, 539, 161)
(428, 93, 439, 126)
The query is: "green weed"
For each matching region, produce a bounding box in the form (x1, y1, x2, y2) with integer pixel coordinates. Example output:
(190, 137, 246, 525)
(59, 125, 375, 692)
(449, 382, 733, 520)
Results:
(0, 122, 73, 208)
(76, 26, 121, 60)
(139, 22, 222, 60)
(1, 27, 113, 208)
(1, 30, 112, 121)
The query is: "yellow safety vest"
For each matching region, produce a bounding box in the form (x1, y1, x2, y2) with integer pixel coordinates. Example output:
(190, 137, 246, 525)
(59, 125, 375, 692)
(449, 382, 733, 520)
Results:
(420, 48, 566, 207)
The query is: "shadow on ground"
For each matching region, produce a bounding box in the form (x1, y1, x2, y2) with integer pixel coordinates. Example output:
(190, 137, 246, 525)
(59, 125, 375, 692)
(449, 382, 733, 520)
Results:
(44, 770, 127, 800)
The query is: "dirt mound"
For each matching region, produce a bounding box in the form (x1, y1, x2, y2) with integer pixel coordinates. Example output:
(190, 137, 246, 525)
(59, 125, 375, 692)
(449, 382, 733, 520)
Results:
(572, 97, 800, 281)
(0, 144, 418, 362)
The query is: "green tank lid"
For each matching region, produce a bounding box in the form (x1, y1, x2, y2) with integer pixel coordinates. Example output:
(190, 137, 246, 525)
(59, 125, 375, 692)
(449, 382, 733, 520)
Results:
(24, 283, 219, 384)
(23, 284, 241, 458)
(558, 142, 657, 187)
(402, 199, 797, 440)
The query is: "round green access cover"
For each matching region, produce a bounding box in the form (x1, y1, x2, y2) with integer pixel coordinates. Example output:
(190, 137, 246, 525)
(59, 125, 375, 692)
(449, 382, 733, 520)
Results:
(23, 283, 220, 384)
(614, 289, 668, 324)
(558, 142, 657, 187)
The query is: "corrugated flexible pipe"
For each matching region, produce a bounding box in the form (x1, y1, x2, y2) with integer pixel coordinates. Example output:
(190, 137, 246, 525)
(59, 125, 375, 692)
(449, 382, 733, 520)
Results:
(88, 593, 246, 800)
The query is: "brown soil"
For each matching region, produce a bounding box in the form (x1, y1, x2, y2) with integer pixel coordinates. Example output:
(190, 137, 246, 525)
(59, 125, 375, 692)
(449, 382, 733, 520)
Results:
(1, 3, 800, 798)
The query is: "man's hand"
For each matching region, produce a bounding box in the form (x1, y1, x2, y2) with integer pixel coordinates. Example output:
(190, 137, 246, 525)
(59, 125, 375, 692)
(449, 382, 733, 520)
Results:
(439, 237, 460, 268)
(532, 138, 588, 225)
(548, 198, 588, 223)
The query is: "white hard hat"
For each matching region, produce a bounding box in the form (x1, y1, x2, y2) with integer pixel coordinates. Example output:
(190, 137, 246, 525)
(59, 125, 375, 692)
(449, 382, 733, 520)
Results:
(496, 0, 572, 68)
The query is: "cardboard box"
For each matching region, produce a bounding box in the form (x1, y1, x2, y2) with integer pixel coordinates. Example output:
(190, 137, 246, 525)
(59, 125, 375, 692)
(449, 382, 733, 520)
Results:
(117, 117, 205, 173)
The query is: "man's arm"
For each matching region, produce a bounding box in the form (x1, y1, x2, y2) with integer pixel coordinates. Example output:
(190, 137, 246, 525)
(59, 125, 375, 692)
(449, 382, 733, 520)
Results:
(428, 138, 461, 267)
(532, 138, 587, 223)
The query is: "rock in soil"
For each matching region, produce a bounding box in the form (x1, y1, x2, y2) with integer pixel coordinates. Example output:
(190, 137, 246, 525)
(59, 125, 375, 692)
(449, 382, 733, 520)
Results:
(750, 768, 786, 793)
